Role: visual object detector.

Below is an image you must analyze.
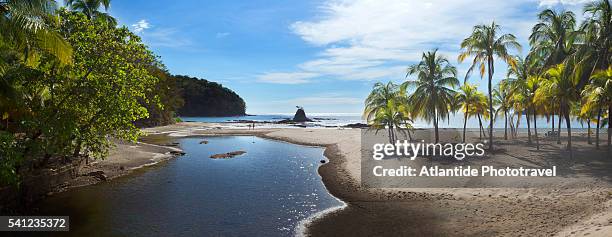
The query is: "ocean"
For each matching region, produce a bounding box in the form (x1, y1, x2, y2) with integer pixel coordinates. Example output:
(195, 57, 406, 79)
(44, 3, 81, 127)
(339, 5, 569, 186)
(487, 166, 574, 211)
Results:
(181, 112, 600, 132)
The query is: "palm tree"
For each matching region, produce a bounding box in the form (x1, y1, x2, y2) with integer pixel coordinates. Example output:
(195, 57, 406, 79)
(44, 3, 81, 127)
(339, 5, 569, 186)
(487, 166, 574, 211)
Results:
(583, 67, 611, 150)
(527, 75, 544, 150)
(1, 0, 72, 126)
(364, 82, 412, 143)
(537, 63, 581, 153)
(65, 0, 116, 24)
(576, 103, 595, 144)
(530, 9, 577, 68)
(0, 0, 72, 65)
(494, 80, 512, 140)
(506, 56, 536, 144)
(403, 49, 459, 143)
(473, 93, 490, 140)
(577, 0, 611, 80)
(456, 83, 487, 142)
(459, 22, 521, 149)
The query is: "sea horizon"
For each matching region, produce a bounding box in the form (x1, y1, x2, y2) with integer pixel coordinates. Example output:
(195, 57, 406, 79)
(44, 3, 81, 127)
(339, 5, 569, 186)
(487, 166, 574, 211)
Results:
(181, 112, 598, 131)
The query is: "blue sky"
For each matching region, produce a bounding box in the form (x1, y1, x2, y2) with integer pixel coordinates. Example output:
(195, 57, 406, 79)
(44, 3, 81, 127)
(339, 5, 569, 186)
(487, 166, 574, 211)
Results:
(104, 0, 590, 114)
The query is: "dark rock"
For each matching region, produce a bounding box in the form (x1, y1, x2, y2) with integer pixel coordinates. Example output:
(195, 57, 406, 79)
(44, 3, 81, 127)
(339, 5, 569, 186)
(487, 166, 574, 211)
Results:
(87, 171, 107, 181)
(344, 123, 369, 128)
(210, 150, 247, 159)
(170, 150, 186, 156)
(292, 108, 312, 122)
(320, 160, 326, 164)
(199, 140, 209, 144)
(277, 119, 295, 124)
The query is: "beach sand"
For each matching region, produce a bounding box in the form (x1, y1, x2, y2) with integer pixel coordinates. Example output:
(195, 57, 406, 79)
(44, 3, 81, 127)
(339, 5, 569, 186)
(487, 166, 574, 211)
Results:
(80, 122, 612, 236)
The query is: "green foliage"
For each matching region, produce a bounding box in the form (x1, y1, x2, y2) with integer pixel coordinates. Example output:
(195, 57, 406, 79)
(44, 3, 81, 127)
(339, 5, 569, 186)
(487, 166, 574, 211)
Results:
(53, 10, 158, 156)
(0, 3, 248, 186)
(403, 49, 459, 142)
(364, 81, 412, 143)
(0, 132, 21, 186)
(136, 67, 185, 127)
(0, 8, 174, 185)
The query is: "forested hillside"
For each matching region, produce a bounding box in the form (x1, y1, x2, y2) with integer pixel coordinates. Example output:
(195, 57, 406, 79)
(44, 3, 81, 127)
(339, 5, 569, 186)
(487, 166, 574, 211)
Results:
(176, 75, 246, 117)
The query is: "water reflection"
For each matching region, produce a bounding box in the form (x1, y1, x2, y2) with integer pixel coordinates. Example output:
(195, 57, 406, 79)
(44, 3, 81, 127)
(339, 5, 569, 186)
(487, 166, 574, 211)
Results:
(31, 136, 342, 237)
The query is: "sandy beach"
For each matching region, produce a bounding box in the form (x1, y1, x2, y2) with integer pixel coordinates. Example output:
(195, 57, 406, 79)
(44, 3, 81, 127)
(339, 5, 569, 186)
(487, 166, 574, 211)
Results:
(75, 122, 612, 237)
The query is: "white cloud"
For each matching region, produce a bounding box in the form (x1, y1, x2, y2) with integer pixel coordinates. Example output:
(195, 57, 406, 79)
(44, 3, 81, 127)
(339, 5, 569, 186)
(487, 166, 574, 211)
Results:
(286, 0, 546, 82)
(257, 72, 319, 84)
(144, 28, 192, 48)
(216, 32, 230, 38)
(538, 0, 592, 7)
(131, 19, 150, 33)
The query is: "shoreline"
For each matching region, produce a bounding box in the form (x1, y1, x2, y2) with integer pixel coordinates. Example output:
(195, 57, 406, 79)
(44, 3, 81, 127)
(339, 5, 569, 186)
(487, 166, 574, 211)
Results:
(40, 122, 612, 236)
(56, 141, 184, 193)
(144, 122, 612, 236)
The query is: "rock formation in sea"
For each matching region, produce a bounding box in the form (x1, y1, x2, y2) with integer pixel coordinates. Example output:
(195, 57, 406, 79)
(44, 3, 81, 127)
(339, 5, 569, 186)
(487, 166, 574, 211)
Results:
(292, 106, 312, 122)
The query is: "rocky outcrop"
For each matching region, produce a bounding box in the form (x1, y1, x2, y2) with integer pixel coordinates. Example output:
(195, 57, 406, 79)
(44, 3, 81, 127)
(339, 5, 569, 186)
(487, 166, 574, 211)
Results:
(292, 108, 312, 122)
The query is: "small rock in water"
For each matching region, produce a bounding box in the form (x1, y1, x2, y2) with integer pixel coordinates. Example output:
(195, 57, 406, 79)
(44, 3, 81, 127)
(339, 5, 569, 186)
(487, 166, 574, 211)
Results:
(320, 160, 326, 164)
(199, 140, 209, 144)
(210, 151, 247, 159)
(170, 150, 186, 156)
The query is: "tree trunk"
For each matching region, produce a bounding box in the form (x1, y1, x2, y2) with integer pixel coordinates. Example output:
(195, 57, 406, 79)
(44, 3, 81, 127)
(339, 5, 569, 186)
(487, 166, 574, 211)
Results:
(587, 119, 592, 144)
(463, 105, 468, 142)
(608, 105, 611, 152)
(478, 114, 484, 140)
(557, 111, 563, 144)
(487, 57, 494, 150)
(504, 110, 508, 140)
(434, 110, 439, 143)
(564, 106, 572, 157)
(551, 103, 555, 133)
(596, 108, 601, 149)
(73, 140, 83, 158)
(533, 108, 539, 150)
(515, 113, 521, 138)
(526, 109, 532, 144)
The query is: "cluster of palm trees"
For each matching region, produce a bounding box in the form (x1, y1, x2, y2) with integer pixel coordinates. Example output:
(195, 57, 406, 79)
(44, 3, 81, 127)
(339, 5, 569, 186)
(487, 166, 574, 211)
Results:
(364, 0, 611, 153)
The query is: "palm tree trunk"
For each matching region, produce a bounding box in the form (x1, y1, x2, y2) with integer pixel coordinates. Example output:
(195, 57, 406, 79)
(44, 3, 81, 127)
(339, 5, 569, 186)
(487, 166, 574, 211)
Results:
(564, 106, 572, 157)
(526, 109, 532, 144)
(587, 119, 592, 145)
(557, 111, 563, 144)
(551, 103, 555, 133)
(515, 113, 521, 138)
(608, 105, 611, 152)
(463, 106, 468, 142)
(478, 114, 483, 140)
(504, 110, 508, 140)
(487, 58, 494, 149)
(596, 107, 601, 149)
(533, 108, 539, 150)
(434, 110, 439, 143)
